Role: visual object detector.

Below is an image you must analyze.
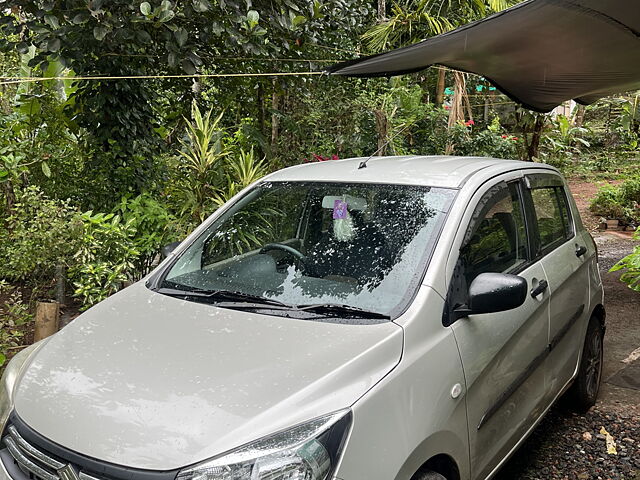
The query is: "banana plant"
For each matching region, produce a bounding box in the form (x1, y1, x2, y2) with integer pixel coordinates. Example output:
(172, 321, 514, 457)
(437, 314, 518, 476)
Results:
(542, 114, 591, 158)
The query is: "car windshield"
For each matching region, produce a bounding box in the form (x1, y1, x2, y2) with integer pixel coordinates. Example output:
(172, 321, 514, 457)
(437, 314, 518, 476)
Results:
(158, 181, 456, 317)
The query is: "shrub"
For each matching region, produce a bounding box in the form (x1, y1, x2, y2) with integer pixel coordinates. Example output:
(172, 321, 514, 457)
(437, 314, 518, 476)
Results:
(0, 185, 153, 309)
(0, 186, 83, 283)
(590, 185, 626, 220)
(590, 178, 640, 226)
(69, 211, 140, 309)
(0, 281, 32, 367)
(611, 228, 640, 292)
(114, 194, 176, 275)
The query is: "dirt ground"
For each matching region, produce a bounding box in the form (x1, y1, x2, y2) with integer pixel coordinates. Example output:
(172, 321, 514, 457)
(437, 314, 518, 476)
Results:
(568, 179, 640, 411)
(495, 180, 640, 480)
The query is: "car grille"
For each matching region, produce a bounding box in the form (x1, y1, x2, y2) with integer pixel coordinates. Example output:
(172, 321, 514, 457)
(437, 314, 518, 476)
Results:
(0, 415, 179, 480)
(1, 424, 98, 480)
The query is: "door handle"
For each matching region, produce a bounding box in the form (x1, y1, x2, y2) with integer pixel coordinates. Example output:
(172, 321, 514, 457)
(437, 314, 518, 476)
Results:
(530, 279, 548, 298)
(575, 244, 587, 257)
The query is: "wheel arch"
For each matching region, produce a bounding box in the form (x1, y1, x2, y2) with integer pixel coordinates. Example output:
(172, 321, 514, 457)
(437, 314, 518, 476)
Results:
(591, 303, 606, 329)
(411, 454, 461, 480)
(393, 430, 466, 480)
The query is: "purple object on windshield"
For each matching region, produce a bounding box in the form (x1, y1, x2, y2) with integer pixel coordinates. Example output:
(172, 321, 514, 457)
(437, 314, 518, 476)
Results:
(333, 199, 348, 219)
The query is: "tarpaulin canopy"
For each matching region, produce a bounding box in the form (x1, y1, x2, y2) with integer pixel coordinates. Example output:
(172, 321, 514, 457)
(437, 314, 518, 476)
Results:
(327, 0, 640, 112)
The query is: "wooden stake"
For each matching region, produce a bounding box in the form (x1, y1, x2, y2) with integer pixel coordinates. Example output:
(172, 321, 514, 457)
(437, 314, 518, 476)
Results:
(34, 301, 60, 342)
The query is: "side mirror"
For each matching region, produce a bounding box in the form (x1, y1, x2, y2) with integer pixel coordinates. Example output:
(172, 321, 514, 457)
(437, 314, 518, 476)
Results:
(454, 272, 527, 320)
(161, 241, 181, 259)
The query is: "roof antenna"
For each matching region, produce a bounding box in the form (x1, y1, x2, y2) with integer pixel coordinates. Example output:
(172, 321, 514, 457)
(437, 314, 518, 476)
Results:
(358, 123, 413, 169)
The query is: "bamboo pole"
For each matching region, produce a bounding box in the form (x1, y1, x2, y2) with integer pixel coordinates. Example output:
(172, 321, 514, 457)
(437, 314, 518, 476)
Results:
(34, 301, 60, 342)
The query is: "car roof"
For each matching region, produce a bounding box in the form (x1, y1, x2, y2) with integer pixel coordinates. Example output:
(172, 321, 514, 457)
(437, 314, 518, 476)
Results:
(265, 155, 557, 189)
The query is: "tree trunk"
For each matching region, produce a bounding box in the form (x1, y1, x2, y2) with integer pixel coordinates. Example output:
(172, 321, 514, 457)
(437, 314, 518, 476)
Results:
(527, 115, 546, 161)
(374, 109, 389, 155)
(3, 179, 16, 216)
(463, 90, 474, 124)
(270, 79, 280, 148)
(573, 104, 586, 127)
(435, 69, 446, 106)
(257, 81, 266, 136)
(447, 72, 465, 127)
(445, 72, 466, 154)
(378, 0, 386, 21)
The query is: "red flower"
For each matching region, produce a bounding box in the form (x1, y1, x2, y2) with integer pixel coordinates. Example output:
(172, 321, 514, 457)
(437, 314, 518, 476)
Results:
(464, 120, 475, 126)
(511, 137, 519, 141)
(501, 135, 508, 139)
(308, 153, 339, 163)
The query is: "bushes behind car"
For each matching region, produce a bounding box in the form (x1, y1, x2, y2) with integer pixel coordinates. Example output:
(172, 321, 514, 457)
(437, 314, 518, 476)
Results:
(590, 176, 640, 227)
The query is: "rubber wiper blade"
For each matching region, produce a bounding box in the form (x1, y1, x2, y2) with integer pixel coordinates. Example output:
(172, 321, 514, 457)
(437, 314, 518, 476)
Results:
(206, 290, 291, 308)
(296, 303, 390, 320)
(156, 287, 290, 308)
(155, 287, 216, 298)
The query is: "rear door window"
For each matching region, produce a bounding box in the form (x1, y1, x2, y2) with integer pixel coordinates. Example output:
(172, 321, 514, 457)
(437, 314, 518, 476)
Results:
(529, 185, 573, 254)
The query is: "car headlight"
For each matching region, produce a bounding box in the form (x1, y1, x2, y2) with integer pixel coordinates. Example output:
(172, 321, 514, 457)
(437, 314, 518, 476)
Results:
(176, 409, 351, 480)
(0, 341, 47, 431)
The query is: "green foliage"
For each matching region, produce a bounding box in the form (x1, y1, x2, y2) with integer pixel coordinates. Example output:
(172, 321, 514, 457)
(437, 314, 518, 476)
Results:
(224, 147, 270, 193)
(272, 77, 375, 164)
(411, 110, 518, 158)
(0, 186, 82, 282)
(589, 184, 624, 219)
(0, 57, 81, 199)
(0, 186, 173, 309)
(113, 193, 176, 274)
(465, 128, 519, 158)
(590, 177, 640, 226)
(0, 0, 372, 206)
(167, 104, 271, 233)
(360, 80, 429, 155)
(364, 0, 514, 52)
(610, 228, 640, 292)
(615, 97, 640, 151)
(70, 211, 140, 309)
(0, 281, 32, 367)
(541, 114, 591, 160)
(171, 102, 230, 225)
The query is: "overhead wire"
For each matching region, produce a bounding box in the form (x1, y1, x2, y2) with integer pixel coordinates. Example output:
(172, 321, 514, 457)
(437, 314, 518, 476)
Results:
(0, 70, 326, 86)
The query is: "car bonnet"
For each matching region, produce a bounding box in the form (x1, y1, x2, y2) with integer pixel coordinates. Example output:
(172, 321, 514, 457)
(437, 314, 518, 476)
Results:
(12, 282, 402, 470)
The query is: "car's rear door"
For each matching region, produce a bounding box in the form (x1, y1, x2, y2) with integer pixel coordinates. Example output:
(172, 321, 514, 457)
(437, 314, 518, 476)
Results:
(522, 173, 591, 404)
(444, 173, 550, 480)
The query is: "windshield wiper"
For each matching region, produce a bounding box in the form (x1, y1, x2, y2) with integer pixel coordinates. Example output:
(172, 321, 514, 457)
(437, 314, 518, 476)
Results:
(156, 287, 389, 319)
(295, 303, 390, 320)
(156, 287, 291, 308)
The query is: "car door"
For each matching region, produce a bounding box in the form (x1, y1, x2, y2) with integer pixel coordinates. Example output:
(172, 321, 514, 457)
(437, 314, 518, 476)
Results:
(523, 173, 591, 403)
(444, 176, 550, 480)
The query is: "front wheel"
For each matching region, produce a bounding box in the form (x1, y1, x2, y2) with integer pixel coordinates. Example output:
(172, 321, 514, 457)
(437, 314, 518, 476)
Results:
(413, 472, 447, 480)
(568, 316, 604, 412)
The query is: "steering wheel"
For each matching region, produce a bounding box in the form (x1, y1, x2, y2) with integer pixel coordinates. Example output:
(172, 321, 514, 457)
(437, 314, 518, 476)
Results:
(259, 243, 309, 272)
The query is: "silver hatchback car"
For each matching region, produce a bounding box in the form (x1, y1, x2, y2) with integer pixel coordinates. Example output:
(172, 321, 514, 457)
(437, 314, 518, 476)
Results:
(0, 156, 604, 480)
